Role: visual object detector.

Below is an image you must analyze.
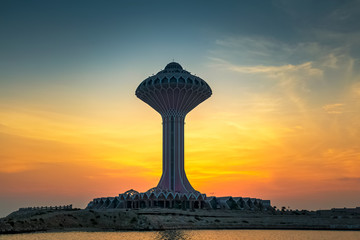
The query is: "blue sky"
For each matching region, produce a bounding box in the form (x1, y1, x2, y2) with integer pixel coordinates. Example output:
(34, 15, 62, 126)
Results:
(2, 0, 358, 71)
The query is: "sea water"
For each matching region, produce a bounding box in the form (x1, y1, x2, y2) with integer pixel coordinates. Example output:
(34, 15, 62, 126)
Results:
(0, 230, 360, 240)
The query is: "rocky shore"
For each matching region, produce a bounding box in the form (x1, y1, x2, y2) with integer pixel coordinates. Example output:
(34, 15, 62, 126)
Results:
(1, 208, 359, 234)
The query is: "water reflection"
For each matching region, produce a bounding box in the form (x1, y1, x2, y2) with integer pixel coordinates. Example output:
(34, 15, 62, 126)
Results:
(1, 230, 360, 240)
(155, 230, 188, 240)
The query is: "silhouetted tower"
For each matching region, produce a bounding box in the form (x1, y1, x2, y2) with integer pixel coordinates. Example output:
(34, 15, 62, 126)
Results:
(136, 62, 212, 193)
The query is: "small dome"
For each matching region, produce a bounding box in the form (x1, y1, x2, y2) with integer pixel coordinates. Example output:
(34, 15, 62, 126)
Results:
(164, 62, 183, 70)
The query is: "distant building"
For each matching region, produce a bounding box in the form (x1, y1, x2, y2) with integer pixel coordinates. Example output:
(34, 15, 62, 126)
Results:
(317, 207, 360, 216)
(86, 62, 271, 210)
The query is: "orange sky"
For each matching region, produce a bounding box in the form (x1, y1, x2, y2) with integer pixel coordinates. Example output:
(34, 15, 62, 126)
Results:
(1, 62, 360, 216)
(1, 0, 360, 217)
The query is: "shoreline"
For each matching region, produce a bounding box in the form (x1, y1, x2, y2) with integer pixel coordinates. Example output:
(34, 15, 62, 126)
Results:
(1, 208, 359, 234)
(2, 227, 360, 235)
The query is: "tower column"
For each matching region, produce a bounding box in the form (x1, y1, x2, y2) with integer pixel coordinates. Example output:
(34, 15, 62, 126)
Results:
(157, 113, 195, 193)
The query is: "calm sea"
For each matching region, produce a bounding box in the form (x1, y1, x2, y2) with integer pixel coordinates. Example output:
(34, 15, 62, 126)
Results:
(0, 230, 360, 240)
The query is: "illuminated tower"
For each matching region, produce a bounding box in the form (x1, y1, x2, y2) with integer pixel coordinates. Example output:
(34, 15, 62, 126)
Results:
(136, 62, 212, 193)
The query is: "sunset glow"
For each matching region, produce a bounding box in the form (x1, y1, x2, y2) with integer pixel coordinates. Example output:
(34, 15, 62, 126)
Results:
(1, 0, 360, 217)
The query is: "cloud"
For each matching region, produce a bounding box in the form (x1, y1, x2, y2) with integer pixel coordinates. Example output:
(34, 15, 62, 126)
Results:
(0, 163, 34, 174)
(322, 103, 344, 114)
(322, 53, 339, 69)
(212, 34, 359, 74)
(215, 37, 291, 59)
(352, 82, 360, 98)
(209, 56, 324, 114)
(209, 56, 322, 78)
(338, 177, 360, 182)
(274, 0, 360, 39)
(228, 62, 322, 77)
(212, 36, 333, 66)
(209, 33, 360, 117)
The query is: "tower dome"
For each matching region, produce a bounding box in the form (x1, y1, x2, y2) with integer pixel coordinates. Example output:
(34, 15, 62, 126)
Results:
(164, 62, 183, 70)
(135, 62, 212, 117)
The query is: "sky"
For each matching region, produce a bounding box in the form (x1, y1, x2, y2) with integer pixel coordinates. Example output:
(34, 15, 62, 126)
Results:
(0, 0, 360, 217)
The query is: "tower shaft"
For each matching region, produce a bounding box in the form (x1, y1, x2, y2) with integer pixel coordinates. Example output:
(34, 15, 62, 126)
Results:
(157, 114, 195, 192)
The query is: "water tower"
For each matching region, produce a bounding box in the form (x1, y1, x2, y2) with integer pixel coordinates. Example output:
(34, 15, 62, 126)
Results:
(135, 62, 212, 193)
